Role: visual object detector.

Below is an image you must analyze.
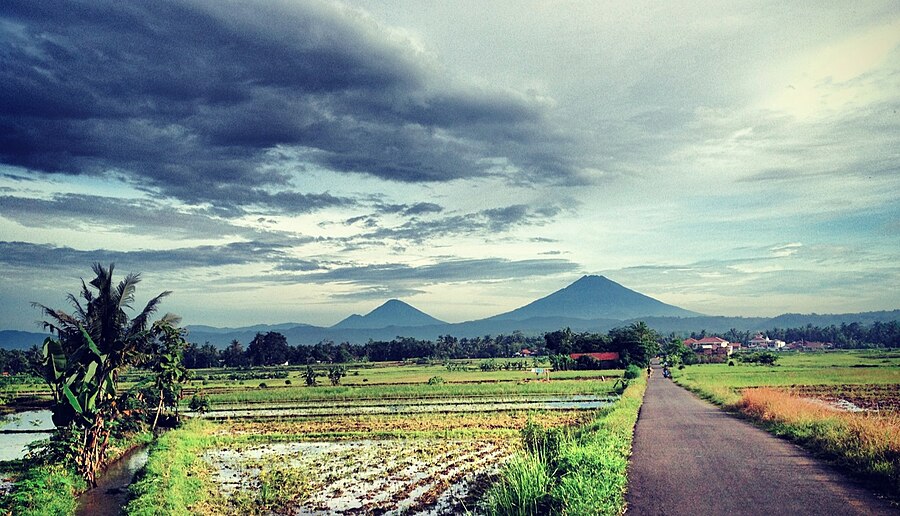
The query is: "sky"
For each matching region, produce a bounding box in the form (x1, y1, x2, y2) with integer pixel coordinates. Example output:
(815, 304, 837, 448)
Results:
(1, 0, 898, 331)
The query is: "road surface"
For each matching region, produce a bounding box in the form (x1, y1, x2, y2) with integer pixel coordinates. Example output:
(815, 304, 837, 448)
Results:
(625, 363, 896, 515)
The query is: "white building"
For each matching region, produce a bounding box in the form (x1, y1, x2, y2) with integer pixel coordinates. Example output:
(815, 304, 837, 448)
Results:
(749, 333, 785, 349)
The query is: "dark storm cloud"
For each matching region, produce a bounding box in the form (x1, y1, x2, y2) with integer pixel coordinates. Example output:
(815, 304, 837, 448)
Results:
(364, 203, 560, 242)
(0, 193, 334, 241)
(1, 193, 239, 238)
(0, 240, 316, 271)
(0, 0, 579, 213)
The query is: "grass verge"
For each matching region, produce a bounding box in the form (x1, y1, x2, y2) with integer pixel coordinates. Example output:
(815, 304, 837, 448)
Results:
(736, 387, 899, 497)
(126, 419, 222, 516)
(675, 371, 899, 500)
(0, 431, 152, 516)
(0, 463, 86, 516)
(483, 376, 647, 515)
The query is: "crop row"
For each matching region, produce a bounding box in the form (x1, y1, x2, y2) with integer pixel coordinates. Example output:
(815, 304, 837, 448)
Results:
(203, 438, 515, 514)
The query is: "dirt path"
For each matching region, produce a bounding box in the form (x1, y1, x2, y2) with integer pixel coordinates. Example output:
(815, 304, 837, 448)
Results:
(625, 363, 895, 515)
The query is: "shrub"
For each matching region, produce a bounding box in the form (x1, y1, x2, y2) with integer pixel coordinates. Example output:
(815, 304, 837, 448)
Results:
(258, 382, 267, 389)
(623, 365, 642, 379)
(188, 392, 210, 414)
(427, 376, 444, 385)
(521, 420, 567, 461)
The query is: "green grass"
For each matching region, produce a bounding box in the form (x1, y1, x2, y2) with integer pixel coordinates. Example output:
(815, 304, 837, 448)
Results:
(0, 431, 152, 516)
(181, 360, 620, 389)
(675, 351, 900, 396)
(484, 375, 647, 515)
(0, 463, 86, 516)
(201, 378, 618, 406)
(126, 420, 223, 516)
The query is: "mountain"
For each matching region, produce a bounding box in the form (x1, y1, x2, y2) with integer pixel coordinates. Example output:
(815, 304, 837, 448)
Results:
(332, 299, 446, 329)
(4, 277, 898, 349)
(0, 330, 50, 350)
(186, 322, 311, 335)
(490, 275, 701, 321)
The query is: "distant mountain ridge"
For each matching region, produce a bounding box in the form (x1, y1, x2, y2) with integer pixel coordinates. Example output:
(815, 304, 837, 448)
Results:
(332, 299, 446, 329)
(0, 330, 50, 350)
(490, 275, 701, 321)
(2, 276, 898, 349)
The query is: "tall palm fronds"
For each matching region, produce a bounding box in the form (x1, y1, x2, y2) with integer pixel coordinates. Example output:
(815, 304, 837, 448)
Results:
(33, 263, 171, 358)
(32, 263, 179, 485)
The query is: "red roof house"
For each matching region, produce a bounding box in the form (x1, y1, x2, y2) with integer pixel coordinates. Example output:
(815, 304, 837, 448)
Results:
(569, 352, 620, 362)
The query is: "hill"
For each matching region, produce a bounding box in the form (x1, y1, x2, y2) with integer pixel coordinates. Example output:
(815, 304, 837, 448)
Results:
(332, 299, 446, 329)
(0, 330, 49, 350)
(490, 275, 700, 321)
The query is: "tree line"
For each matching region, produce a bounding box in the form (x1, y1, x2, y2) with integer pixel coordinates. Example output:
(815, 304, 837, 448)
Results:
(6, 320, 898, 377)
(688, 320, 900, 348)
(180, 321, 663, 369)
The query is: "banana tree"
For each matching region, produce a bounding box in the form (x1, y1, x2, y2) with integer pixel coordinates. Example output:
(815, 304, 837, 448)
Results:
(41, 326, 117, 485)
(34, 263, 177, 485)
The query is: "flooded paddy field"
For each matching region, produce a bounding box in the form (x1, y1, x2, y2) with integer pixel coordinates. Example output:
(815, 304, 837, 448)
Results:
(784, 384, 900, 412)
(0, 409, 54, 461)
(170, 379, 619, 514)
(204, 437, 514, 515)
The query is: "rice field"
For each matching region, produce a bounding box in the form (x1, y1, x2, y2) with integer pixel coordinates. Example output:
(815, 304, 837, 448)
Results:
(124, 364, 623, 515)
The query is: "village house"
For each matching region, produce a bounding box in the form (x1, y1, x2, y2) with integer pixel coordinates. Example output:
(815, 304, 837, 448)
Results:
(569, 352, 620, 368)
(786, 340, 833, 351)
(749, 333, 786, 349)
(688, 336, 734, 356)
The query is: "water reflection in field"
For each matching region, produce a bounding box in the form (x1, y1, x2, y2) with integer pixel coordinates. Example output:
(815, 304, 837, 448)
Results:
(0, 409, 54, 461)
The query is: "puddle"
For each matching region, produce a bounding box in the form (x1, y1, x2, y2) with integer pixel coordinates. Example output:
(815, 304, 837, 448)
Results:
(803, 397, 868, 413)
(0, 409, 54, 461)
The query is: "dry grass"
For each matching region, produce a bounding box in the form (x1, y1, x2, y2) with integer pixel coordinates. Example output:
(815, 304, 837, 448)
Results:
(736, 387, 900, 497)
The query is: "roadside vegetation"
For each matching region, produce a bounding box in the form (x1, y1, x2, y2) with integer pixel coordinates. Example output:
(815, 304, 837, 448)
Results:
(1, 263, 188, 515)
(126, 419, 221, 516)
(484, 374, 647, 515)
(673, 350, 900, 499)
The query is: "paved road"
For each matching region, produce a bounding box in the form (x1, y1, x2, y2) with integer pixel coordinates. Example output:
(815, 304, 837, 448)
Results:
(625, 363, 896, 515)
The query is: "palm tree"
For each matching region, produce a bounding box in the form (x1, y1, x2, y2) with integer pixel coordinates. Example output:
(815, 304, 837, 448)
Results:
(35, 263, 176, 360)
(33, 263, 179, 485)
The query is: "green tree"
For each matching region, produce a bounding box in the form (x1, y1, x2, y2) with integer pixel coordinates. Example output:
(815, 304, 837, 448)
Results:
(147, 320, 190, 429)
(662, 338, 694, 366)
(247, 332, 290, 366)
(327, 365, 346, 386)
(544, 327, 575, 355)
(609, 322, 660, 368)
(305, 365, 317, 386)
(33, 263, 177, 485)
(222, 339, 249, 368)
(548, 353, 574, 371)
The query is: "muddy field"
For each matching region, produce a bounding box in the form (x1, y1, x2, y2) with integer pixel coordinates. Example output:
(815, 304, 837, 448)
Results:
(204, 437, 515, 515)
(785, 384, 900, 412)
